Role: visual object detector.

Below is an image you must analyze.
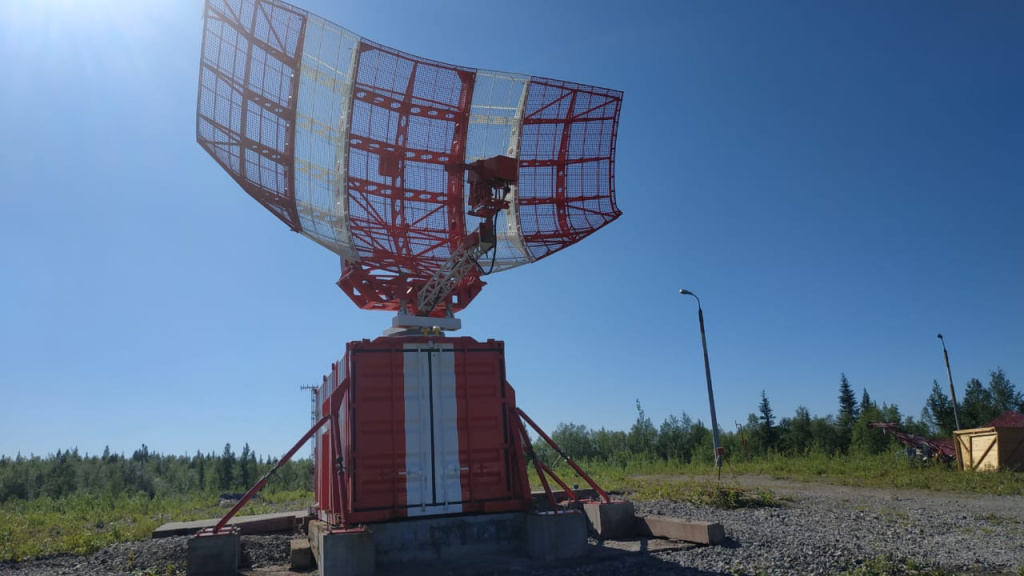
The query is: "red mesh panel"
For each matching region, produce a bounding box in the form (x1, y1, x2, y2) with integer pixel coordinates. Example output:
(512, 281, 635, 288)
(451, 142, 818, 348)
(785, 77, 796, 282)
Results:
(518, 78, 622, 260)
(337, 41, 476, 311)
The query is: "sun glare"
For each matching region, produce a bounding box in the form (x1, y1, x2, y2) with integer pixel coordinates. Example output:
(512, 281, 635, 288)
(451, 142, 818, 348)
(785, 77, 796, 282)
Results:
(10, 0, 158, 30)
(2, 0, 184, 78)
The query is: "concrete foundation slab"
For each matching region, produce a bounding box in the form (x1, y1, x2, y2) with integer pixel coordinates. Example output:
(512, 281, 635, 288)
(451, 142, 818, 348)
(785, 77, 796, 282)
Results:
(187, 532, 240, 576)
(582, 501, 636, 539)
(594, 537, 695, 554)
(154, 510, 306, 538)
(530, 488, 599, 512)
(370, 512, 526, 564)
(638, 515, 725, 545)
(526, 511, 588, 562)
(320, 527, 375, 576)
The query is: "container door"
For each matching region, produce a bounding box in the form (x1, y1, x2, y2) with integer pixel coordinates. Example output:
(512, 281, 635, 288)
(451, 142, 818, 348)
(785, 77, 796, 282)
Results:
(401, 346, 432, 510)
(403, 343, 462, 516)
(431, 347, 465, 510)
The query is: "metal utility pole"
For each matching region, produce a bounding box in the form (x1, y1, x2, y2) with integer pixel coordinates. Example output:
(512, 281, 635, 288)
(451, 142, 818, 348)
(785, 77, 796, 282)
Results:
(679, 289, 724, 473)
(937, 334, 961, 431)
(300, 384, 319, 458)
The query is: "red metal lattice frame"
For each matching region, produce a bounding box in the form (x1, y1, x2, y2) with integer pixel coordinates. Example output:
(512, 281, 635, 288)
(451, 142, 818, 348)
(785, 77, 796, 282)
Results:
(197, 0, 307, 230)
(197, 0, 624, 315)
(336, 40, 480, 314)
(518, 78, 622, 261)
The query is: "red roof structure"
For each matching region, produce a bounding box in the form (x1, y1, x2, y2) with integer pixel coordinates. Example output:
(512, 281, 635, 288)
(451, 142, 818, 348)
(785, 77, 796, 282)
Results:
(985, 410, 1024, 428)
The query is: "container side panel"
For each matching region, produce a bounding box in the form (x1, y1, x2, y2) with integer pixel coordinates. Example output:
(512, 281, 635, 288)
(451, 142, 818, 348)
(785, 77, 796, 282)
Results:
(456, 348, 516, 503)
(503, 382, 531, 501)
(350, 349, 406, 512)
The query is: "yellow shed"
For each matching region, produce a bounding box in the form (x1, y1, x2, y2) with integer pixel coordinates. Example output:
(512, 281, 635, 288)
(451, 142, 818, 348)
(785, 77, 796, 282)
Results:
(953, 411, 1024, 471)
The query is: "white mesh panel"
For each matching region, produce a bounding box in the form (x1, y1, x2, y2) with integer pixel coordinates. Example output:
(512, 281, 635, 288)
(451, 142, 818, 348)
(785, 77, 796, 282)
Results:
(465, 71, 533, 272)
(293, 15, 360, 261)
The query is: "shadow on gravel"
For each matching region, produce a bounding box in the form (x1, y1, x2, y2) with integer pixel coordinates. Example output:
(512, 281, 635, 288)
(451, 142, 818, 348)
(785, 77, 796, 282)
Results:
(2, 538, 750, 576)
(374, 538, 750, 576)
(716, 537, 742, 549)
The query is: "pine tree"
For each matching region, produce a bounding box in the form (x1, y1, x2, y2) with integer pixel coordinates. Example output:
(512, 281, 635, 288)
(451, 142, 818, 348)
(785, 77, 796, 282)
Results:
(758, 390, 776, 450)
(860, 388, 874, 413)
(783, 406, 812, 455)
(961, 378, 994, 428)
(627, 400, 657, 456)
(987, 368, 1022, 414)
(239, 443, 253, 488)
(837, 373, 859, 451)
(925, 380, 956, 436)
(219, 443, 236, 491)
(194, 450, 206, 489)
(838, 374, 859, 421)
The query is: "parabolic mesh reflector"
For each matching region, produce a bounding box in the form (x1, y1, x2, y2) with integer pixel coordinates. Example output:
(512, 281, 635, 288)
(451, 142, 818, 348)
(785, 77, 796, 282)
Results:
(197, 0, 622, 312)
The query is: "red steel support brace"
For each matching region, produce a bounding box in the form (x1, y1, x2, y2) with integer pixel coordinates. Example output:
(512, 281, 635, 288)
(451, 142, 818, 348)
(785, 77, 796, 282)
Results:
(208, 413, 331, 534)
(517, 408, 611, 503)
(516, 417, 558, 513)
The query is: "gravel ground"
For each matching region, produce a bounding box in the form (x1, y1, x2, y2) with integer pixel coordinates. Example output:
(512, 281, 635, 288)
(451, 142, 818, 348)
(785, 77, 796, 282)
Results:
(2, 477, 1022, 575)
(0, 533, 300, 576)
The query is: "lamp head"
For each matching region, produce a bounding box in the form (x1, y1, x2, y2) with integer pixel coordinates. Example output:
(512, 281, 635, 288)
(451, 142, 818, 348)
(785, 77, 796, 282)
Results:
(679, 289, 693, 296)
(937, 333, 943, 340)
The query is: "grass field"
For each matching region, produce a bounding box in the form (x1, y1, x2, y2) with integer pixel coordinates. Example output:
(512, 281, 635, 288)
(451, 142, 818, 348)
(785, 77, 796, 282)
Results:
(534, 452, 1023, 499)
(0, 489, 312, 562)
(3, 453, 1021, 564)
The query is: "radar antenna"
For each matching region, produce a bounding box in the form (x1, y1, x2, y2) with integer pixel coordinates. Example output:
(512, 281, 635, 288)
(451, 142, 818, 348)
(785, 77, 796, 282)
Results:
(196, 0, 622, 330)
(193, 0, 626, 542)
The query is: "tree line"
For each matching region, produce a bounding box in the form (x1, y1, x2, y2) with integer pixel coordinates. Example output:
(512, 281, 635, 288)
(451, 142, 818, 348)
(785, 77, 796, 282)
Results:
(0, 443, 311, 504)
(923, 368, 1021, 437)
(535, 368, 1021, 465)
(2, 369, 1018, 503)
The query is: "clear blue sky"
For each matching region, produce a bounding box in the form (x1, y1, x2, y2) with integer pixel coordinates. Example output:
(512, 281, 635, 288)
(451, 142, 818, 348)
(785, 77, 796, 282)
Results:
(1, 0, 1021, 460)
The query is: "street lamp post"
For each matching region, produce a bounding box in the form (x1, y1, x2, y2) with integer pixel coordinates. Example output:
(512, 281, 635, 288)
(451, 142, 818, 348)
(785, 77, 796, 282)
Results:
(937, 333, 961, 431)
(679, 289, 724, 472)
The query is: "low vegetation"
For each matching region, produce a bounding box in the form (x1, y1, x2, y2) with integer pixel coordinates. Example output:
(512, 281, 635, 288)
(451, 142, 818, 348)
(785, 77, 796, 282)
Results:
(0, 489, 311, 562)
(0, 444, 312, 562)
(529, 452, 1020, 515)
(2, 369, 1020, 563)
(528, 368, 1022, 500)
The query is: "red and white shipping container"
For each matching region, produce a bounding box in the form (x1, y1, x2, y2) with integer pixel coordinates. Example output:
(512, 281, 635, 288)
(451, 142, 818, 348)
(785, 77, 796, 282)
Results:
(314, 336, 533, 526)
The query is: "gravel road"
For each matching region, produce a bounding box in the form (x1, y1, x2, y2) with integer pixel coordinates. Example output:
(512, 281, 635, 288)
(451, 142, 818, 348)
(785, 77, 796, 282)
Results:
(2, 476, 1022, 575)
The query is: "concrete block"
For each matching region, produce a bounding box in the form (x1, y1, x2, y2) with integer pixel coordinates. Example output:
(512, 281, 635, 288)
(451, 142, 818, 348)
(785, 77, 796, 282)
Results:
(187, 532, 240, 576)
(582, 501, 636, 539)
(638, 515, 725, 545)
(526, 511, 588, 562)
(370, 512, 526, 564)
(320, 527, 375, 576)
(154, 510, 306, 538)
(290, 537, 314, 571)
(308, 520, 326, 566)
